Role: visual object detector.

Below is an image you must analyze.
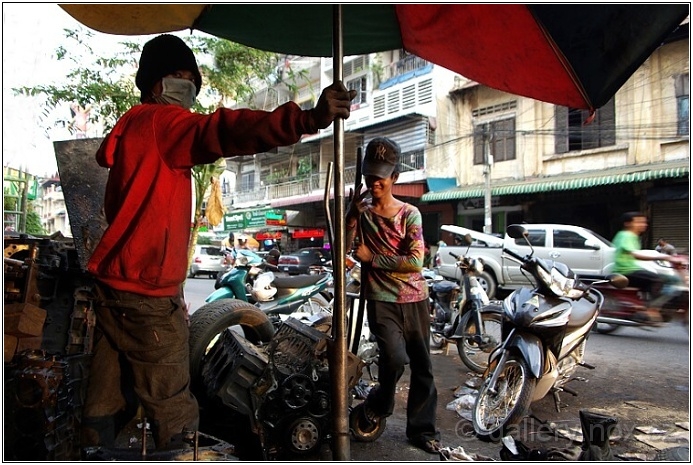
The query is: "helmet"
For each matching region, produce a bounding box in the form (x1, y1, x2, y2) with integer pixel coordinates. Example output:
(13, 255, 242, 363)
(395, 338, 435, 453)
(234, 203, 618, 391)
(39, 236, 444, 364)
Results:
(251, 272, 277, 302)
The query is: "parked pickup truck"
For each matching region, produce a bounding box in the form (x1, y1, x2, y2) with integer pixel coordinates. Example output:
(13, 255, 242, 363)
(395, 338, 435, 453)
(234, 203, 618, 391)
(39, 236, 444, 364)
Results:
(434, 223, 678, 299)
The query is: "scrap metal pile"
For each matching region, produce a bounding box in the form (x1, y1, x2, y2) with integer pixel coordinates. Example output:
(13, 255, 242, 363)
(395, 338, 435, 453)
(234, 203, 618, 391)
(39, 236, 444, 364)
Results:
(4, 233, 95, 460)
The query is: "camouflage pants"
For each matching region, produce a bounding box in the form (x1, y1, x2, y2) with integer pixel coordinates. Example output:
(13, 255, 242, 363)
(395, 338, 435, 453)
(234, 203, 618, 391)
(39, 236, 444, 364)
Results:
(81, 283, 198, 450)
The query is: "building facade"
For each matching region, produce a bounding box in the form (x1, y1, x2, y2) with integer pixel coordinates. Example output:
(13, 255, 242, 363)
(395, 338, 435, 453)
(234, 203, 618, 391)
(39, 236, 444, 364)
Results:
(212, 23, 691, 253)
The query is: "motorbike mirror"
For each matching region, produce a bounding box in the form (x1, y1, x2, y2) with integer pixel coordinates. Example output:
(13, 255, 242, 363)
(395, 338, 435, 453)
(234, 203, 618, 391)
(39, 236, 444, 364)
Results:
(606, 273, 629, 289)
(462, 234, 473, 246)
(506, 224, 528, 240)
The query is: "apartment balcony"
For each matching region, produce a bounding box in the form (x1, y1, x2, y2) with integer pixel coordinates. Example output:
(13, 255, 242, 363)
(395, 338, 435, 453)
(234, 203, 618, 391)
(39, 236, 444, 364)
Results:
(380, 55, 432, 86)
(223, 148, 425, 210)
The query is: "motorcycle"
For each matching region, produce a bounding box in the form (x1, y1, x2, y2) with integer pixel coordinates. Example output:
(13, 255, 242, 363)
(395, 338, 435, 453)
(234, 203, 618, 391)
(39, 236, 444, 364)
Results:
(594, 255, 689, 334)
(214, 248, 266, 294)
(472, 224, 627, 442)
(428, 234, 503, 374)
(207, 248, 334, 328)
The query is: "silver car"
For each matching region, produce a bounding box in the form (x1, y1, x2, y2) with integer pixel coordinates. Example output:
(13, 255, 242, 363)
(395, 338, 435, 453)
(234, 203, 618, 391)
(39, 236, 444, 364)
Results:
(188, 245, 227, 279)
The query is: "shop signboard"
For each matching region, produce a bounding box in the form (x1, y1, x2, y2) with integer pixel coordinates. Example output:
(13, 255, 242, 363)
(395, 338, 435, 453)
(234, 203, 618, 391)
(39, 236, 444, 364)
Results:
(224, 207, 286, 231)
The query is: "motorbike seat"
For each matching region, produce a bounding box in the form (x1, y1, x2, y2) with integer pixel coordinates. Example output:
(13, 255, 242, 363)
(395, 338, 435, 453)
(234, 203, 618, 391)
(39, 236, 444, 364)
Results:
(567, 297, 597, 328)
(432, 280, 460, 293)
(272, 273, 326, 289)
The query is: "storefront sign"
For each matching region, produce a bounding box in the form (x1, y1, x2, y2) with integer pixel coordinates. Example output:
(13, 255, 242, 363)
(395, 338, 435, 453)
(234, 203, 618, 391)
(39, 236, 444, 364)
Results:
(292, 228, 325, 239)
(256, 231, 283, 240)
(224, 208, 286, 230)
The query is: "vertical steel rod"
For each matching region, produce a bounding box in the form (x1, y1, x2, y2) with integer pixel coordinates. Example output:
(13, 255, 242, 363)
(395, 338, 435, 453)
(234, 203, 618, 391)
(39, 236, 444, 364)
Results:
(330, 3, 350, 461)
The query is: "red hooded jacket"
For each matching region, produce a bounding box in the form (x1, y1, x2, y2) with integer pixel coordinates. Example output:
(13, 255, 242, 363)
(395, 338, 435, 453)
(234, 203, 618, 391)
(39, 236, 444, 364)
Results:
(87, 102, 316, 297)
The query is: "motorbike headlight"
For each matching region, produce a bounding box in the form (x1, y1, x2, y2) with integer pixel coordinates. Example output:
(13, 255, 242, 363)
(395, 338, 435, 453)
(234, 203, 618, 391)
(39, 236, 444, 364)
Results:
(549, 267, 575, 297)
(469, 258, 484, 274)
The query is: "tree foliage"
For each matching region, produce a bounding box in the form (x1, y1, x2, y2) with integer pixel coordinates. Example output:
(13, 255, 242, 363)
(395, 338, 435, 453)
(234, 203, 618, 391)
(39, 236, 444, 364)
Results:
(25, 201, 45, 236)
(12, 27, 279, 272)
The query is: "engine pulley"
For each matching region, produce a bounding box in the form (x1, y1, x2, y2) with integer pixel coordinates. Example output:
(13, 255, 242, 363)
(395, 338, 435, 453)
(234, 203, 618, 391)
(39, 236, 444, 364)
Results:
(281, 374, 314, 409)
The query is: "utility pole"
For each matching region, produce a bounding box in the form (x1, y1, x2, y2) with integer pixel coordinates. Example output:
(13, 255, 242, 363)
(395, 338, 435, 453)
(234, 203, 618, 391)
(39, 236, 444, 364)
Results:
(483, 126, 493, 234)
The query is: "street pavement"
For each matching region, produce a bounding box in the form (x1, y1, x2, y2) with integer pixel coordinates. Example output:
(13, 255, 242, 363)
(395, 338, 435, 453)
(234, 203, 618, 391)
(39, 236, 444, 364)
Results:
(343, 341, 689, 462)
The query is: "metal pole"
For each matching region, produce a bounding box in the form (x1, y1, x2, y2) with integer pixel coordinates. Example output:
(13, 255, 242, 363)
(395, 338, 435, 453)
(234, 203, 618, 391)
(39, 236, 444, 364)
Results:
(483, 126, 493, 234)
(330, 4, 350, 461)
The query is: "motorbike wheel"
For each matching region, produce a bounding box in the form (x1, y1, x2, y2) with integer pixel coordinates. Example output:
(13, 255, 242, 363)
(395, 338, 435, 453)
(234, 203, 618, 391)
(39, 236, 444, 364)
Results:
(188, 300, 275, 389)
(594, 322, 620, 334)
(430, 331, 446, 349)
(456, 310, 503, 374)
(297, 294, 332, 317)
(473, 355, 535, 442)
(349, 403, 387, 442)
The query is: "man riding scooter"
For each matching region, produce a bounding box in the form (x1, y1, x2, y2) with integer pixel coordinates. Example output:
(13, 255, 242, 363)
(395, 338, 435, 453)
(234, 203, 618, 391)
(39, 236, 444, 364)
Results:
(612, 211, 684, 324)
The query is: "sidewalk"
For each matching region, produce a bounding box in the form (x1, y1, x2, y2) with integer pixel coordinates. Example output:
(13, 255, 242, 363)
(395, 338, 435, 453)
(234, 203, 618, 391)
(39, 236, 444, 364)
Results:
(347, 348, 506, 462)
(345, 347, 690, 462)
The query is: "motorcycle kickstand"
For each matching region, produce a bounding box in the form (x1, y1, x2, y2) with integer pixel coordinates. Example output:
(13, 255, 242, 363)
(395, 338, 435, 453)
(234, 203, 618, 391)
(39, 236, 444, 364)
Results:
(550, 388, 575, 412)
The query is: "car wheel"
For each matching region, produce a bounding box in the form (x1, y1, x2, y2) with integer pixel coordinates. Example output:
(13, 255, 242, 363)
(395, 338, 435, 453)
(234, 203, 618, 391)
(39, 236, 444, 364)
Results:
(188, 269, 196, 278)
(477, 270, 497, 300)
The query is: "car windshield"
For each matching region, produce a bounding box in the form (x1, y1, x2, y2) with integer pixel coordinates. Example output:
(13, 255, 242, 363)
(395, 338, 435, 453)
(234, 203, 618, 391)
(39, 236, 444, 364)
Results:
(201, 247, 222, 256)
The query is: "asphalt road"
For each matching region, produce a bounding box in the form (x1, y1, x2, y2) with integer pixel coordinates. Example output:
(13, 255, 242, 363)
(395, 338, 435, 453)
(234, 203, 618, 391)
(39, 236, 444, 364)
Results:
(184, 274, 219, 312)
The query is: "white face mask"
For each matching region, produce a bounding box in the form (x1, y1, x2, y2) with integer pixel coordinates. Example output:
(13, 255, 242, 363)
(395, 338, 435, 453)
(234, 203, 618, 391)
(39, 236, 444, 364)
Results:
(153, 77, 196, 109)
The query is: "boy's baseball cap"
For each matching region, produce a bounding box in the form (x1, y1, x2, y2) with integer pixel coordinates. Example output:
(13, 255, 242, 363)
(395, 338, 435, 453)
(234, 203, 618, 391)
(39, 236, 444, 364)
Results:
(362, 137, 400, 179)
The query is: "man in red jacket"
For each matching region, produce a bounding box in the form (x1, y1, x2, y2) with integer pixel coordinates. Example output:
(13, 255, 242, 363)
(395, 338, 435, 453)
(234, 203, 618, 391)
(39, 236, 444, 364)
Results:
(81, 34, 356, 451)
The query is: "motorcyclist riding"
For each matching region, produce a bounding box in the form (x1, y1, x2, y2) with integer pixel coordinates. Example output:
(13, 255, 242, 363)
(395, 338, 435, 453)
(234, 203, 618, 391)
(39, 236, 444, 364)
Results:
(612, 211, 682, 323)
(221, 231, 242, 266)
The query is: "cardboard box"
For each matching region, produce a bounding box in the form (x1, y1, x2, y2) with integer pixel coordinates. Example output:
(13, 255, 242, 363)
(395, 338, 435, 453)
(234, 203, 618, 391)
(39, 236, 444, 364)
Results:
(4, 335, 18, 363)
(4, 303, 46, 337)
(16, 336, 43, 352)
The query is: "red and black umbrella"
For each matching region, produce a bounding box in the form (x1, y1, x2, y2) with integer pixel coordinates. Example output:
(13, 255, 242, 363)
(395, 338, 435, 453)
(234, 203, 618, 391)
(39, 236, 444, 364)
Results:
(62, 4, 688, 111)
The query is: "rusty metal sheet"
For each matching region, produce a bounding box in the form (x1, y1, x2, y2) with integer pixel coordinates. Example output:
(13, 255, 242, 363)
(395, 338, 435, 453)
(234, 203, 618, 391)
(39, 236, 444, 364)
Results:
(54, 138, 109, 271)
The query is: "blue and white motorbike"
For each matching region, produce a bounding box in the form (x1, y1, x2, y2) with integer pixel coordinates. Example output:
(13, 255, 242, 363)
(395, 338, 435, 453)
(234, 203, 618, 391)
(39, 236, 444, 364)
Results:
(472, 224, 627, 441)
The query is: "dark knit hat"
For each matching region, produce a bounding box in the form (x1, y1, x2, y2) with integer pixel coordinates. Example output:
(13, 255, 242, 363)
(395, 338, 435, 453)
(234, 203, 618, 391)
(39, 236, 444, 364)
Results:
(363, 137, 400, 179)
(136, 34, 202, 102)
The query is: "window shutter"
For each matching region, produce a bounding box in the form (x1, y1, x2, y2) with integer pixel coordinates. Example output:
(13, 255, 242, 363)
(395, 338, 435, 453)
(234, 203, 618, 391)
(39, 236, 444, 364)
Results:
(473, 125, 485, 165)
(599, 98, 616, 146)
(554, 106, 568, 154)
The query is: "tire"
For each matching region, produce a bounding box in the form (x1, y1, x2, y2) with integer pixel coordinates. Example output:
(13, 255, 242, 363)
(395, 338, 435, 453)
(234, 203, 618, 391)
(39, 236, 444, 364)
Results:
(298, 294, 332, 316)
(594, 322, 620, 334)
(456, 310, 502, 374)
(188, 268, 196, 278)
(473, 355, 535, 442)
(349, 403, 387, 442)
(477, 270, 497, 300)
(430, 331, 446, 349)
(188, 300, 275, 387)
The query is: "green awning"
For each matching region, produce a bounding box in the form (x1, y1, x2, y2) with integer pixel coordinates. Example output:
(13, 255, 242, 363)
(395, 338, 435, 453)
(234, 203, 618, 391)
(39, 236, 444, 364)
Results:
(421, 161, 690, 202)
